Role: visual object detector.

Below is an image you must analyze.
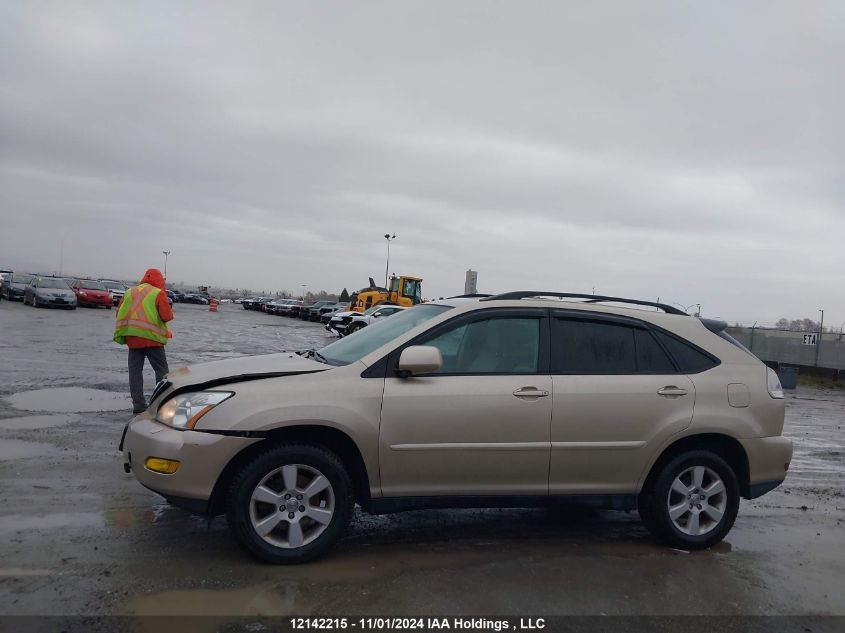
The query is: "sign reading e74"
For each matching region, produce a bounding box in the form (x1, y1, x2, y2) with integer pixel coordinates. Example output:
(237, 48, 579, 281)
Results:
(802, 333, 818, 346)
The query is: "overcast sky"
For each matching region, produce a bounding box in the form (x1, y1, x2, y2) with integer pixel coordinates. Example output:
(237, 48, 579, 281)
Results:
(1, 2, 842, 325)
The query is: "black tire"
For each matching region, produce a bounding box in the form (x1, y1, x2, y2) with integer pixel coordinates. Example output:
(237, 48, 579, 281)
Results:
(642, 450, 739, 550)
(347, 322, 365, 335)
(226, 443, 354, 564)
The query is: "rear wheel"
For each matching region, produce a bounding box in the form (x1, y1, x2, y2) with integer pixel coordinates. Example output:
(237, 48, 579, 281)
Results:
(226, 443, 354, 564)
(642, 450, 739, 550)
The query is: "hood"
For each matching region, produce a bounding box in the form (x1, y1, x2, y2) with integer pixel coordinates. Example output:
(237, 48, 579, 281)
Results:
(164, 352, 329, 391)
(141, 268, 166, 290)
(334, 310, 358, 318)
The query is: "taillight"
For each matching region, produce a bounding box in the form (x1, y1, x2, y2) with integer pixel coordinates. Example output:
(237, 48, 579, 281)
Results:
(767, 367, 784, 399)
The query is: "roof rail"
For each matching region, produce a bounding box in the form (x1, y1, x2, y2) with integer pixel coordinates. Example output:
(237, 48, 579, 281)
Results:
(480, 291, 687, 315)
(446, 293, 494, 299)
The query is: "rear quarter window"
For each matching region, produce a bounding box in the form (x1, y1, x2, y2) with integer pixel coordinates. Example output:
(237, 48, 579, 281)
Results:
(654, 331, 718, 373)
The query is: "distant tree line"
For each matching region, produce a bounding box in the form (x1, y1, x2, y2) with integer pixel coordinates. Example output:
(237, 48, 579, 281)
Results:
(774, 318, 826, 332)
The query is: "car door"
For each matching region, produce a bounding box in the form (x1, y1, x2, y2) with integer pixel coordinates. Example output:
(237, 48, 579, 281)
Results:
(379, 308, 552, 497)
(548, 311, 695, 494)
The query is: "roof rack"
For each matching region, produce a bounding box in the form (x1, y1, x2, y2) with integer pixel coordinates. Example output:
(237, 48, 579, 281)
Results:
(446, 293, 494, 299)
(480, 291, 687, 315)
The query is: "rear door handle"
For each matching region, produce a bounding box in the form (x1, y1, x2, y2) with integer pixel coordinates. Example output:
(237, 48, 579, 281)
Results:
(513, 387, 549, 399)
(657, 386, 689, 397)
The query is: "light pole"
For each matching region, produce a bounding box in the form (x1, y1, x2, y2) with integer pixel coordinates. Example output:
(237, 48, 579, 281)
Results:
(839, 321, 845, 342)
(162, 251, 171, 279)
(384, 233, 396, 288)
(301, 284, 307, 301)
(816, 309, 824, 367)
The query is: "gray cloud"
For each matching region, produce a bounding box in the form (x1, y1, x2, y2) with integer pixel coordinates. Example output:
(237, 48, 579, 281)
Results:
(1, 1, 842, 325)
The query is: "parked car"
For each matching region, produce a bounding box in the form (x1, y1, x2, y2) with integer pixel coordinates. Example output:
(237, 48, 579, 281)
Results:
(274, 299, 304, 316)
(319, 304, 348, 324)
(265, 298, 293, 315)
(346, 304, 405, 334)
(182, 294, 209, 305)
(1, 272, 35, 301)
(100, 280, 128, 306)
(328, 304, 404, 336)
(0, 269, 13, 299)
(301, 300, 335, 321)
(24, 276, 77, 309)
(121, 291, 793, 563)
(169, 290, 186, 303)
(71, 279, 113, 308)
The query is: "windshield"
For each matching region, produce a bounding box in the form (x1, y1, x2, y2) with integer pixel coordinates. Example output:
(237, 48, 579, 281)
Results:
(37, 278, 69, 289)
(362, 305, 382, 316)
(12, 274, 34, 284)
(319, 304, 453, 365)
(102, 281, 125, 291)
(80, 280, 107, 291)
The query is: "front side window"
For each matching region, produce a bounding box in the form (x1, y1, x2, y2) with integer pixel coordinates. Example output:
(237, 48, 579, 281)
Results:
(421, 317, 540, 374)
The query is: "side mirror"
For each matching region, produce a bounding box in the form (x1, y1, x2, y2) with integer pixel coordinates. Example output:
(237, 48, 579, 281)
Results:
(397, 346, 442, 377)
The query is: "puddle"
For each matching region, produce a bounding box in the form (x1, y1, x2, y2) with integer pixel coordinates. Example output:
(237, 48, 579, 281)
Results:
(7, 387, 130, 413)
(132, 581, 310, 616)
(0, 512, 104, 535)
(0, 439, 63, 460)
(0, 413, 79, 430)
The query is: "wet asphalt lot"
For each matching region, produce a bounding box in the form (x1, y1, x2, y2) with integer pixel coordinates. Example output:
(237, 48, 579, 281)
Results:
(1, 300, 844, 623)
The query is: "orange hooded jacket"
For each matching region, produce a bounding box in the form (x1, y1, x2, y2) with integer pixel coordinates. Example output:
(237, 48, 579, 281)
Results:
(125, 268, 174, 349)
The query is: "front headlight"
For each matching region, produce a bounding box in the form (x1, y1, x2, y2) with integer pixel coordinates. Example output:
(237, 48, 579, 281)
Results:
(156, 391, 234, 429)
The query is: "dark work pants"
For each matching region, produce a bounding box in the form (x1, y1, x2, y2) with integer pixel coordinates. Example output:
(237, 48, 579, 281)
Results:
(128, 347, 169, 410)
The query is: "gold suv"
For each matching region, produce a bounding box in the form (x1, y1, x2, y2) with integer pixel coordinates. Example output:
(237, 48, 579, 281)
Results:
(121, 292, 792, 563)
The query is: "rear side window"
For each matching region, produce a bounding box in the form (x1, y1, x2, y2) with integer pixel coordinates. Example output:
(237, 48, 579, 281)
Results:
(654, 331, 718, 373)
(552, 320, 636, 373)
(552, 319, 677, 374)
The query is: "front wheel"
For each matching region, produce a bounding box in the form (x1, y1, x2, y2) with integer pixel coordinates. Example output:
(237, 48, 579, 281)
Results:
(641, 450, 739, 550)
(226, 443, 354, 564)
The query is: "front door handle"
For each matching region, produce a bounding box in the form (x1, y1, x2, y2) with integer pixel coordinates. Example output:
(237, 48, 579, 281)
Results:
(657, 386, 689, 398)
(513, 387, 550, 399)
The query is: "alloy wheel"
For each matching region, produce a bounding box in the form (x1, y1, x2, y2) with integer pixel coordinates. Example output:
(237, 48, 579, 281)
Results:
(666, 465, 727, 536)
(248, 463, 335, 549)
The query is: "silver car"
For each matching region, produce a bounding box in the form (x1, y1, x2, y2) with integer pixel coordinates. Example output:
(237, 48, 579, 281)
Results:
(24, 276, 77, 309)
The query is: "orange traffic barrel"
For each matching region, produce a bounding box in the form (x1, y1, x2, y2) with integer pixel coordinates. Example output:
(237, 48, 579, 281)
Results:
(209, 298, 219, 312)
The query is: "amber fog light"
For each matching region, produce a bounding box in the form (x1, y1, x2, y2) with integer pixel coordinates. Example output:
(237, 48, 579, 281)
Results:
(144, 457, 181, 474)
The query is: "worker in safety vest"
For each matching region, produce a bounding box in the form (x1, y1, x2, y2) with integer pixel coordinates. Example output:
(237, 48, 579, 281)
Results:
(114, 268, 174, 413)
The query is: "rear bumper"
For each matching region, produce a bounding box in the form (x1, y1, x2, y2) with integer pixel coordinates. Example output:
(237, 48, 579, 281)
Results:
(79, 297, 112, 307)
(739, 435, 793, 498)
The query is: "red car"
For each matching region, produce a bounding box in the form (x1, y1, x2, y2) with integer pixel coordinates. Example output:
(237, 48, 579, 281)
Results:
(72, 279, 113, 308)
